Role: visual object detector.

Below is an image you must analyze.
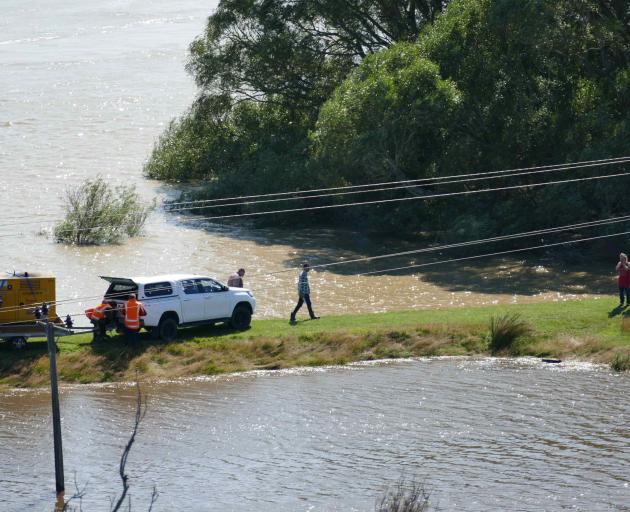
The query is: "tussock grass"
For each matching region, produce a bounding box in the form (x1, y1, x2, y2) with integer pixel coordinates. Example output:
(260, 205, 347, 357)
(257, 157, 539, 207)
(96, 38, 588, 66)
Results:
(610, 353, 630, 372)
(488, 313, 533, 354)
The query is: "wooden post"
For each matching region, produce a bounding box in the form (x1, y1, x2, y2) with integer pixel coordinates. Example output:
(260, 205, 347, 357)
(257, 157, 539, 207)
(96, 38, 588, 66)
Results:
(46, 319, 65, 494)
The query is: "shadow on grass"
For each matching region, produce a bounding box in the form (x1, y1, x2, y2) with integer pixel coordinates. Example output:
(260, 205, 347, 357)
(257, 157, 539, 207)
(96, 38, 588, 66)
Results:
(608, 304, 627, 318)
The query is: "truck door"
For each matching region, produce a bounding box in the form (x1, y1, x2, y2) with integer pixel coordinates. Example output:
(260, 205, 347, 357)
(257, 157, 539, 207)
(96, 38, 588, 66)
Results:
(199, 278, 231, 320)
(179, 279, 205, 323)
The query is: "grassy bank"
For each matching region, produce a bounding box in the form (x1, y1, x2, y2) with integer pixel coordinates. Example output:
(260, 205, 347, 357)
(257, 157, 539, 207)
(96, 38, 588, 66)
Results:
(2, 298, 630, 388)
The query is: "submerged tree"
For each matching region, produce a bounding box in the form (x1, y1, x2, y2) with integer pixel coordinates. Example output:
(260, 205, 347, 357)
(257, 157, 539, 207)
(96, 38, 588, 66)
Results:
(54, 177, 154, 246)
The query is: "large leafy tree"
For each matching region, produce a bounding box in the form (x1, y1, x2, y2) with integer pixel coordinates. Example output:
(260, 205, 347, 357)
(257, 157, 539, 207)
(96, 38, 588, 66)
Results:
(187, 0, 449, 110)
(147, 0, 450, 184)
(313, 43, 461, 185)
(417, 0, 630, 233)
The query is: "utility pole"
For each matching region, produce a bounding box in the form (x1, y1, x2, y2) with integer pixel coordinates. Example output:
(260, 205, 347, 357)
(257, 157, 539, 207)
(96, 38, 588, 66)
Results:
(42, 303, 65, 494)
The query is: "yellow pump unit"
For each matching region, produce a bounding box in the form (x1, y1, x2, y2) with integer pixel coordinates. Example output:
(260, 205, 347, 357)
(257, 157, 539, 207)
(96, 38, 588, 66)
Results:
(0, 272, 58, 324)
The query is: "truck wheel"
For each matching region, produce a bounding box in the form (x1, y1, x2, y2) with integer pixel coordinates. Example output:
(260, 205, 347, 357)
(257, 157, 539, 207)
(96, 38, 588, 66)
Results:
(9, 337, 27, 350)
(230, 306, 251, 330)
(158, 317, 178, 342)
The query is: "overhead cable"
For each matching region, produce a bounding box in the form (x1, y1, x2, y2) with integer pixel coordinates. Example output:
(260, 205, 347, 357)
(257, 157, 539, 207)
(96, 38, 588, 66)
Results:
(2, 157, 628, 226)
(359, 230, 630, 275)
(164, 155, 630, 207)
(1, 213, 629, 315)
(167, 170, 630, 222)
(268, 214, 630, 273)
(167, 158, 630, 212)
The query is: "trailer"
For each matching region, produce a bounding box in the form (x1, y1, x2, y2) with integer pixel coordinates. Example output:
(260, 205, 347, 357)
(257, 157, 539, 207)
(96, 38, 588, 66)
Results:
(0, 272, 63, 349)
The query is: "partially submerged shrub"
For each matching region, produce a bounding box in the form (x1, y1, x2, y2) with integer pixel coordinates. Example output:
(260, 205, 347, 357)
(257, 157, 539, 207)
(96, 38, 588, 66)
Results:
(488, 313, 532, 354)
(54, 177, 153, 245)
(610, 353, 630, 372)
(376, 479, 432, 512)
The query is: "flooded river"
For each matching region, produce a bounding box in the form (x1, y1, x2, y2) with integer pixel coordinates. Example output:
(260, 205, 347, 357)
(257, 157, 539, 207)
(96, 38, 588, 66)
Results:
(1, 359, 628, 511)
(0, 1, 614, 324)
(2, 4, 628, 512)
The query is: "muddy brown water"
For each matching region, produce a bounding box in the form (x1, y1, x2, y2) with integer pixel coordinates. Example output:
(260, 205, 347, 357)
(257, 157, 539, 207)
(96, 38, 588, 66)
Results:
(1, 358, 629, 511)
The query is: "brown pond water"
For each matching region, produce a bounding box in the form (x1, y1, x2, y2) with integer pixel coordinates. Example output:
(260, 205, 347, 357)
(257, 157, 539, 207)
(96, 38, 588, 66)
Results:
(0, 358, 628, 511)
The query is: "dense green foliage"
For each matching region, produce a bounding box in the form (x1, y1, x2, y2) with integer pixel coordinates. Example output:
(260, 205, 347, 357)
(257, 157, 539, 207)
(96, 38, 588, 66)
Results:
(145, 0, 630, 236)
(54, 177, 153, 245)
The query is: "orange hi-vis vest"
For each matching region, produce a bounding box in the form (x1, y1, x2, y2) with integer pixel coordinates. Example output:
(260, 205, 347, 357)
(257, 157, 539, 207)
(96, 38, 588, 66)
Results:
(124, 298, 145, 330)
(92, 303, 111, 320)
(85, 307, 95, 320)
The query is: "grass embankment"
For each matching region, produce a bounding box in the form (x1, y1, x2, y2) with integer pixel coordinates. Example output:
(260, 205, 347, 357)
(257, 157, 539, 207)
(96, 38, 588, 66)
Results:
(2, 299, 630, 388)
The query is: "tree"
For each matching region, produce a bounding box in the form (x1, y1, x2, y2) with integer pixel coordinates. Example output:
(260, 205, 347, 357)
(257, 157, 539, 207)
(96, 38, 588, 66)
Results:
(313, 42, 461, 186)
(187, 0, 450, 110)
(54, 177, 153, 246)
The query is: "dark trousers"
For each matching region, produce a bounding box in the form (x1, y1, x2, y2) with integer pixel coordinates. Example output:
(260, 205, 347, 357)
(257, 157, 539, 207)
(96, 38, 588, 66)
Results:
(291, 294, 315, 319)
(125, 327, 140, 344)
(619, 287, 630, 305)
(96, 319, 108, 338)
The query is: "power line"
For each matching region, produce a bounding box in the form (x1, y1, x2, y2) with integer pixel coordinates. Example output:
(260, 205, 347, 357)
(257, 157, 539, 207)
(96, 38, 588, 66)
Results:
(268, 214, 630, 273)
(164, 155, 630, 207)
(1, 213, 628, 316)
(167, 158, 630, 212)
(1, 156, 628, 233)
(167, 170, 630, 222)
(3, 169, 628, 240)
(2, 157, 628, 227)
(359, 230, 630, 275)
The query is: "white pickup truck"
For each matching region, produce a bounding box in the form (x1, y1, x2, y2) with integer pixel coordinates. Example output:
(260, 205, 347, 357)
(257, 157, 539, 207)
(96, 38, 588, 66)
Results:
(100, 274, 256, 341)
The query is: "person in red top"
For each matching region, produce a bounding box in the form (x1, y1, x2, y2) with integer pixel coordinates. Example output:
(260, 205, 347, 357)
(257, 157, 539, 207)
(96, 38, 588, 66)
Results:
(616, 253, 630, 306)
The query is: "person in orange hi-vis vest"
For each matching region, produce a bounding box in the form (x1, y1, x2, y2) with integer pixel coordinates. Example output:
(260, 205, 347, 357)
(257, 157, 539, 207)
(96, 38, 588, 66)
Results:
(123, 293, 146, 344)
(86, 301, 113, 341)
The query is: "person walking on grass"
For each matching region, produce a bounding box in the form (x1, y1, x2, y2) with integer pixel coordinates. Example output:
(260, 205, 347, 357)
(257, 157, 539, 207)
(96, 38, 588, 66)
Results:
(290, 262, 319, 325)
(616, 253, 630, 306)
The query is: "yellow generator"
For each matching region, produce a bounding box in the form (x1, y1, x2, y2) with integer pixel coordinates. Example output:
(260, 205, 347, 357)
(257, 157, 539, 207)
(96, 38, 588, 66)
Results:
(0, 272, 59, 323)
(0, 272, 61, 348)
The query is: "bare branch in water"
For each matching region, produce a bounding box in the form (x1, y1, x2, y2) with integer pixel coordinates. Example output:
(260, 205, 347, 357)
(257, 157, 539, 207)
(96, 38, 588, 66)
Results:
(110, 381, 148, 512)
(60, 472, 88, 511)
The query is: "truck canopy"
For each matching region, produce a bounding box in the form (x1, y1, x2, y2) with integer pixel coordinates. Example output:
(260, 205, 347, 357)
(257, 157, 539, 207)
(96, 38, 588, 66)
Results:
(100, 276, 138, 300)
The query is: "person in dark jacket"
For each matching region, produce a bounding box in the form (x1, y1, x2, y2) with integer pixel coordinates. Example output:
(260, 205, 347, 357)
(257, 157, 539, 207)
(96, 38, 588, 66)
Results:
(290, 262, 319, 324)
